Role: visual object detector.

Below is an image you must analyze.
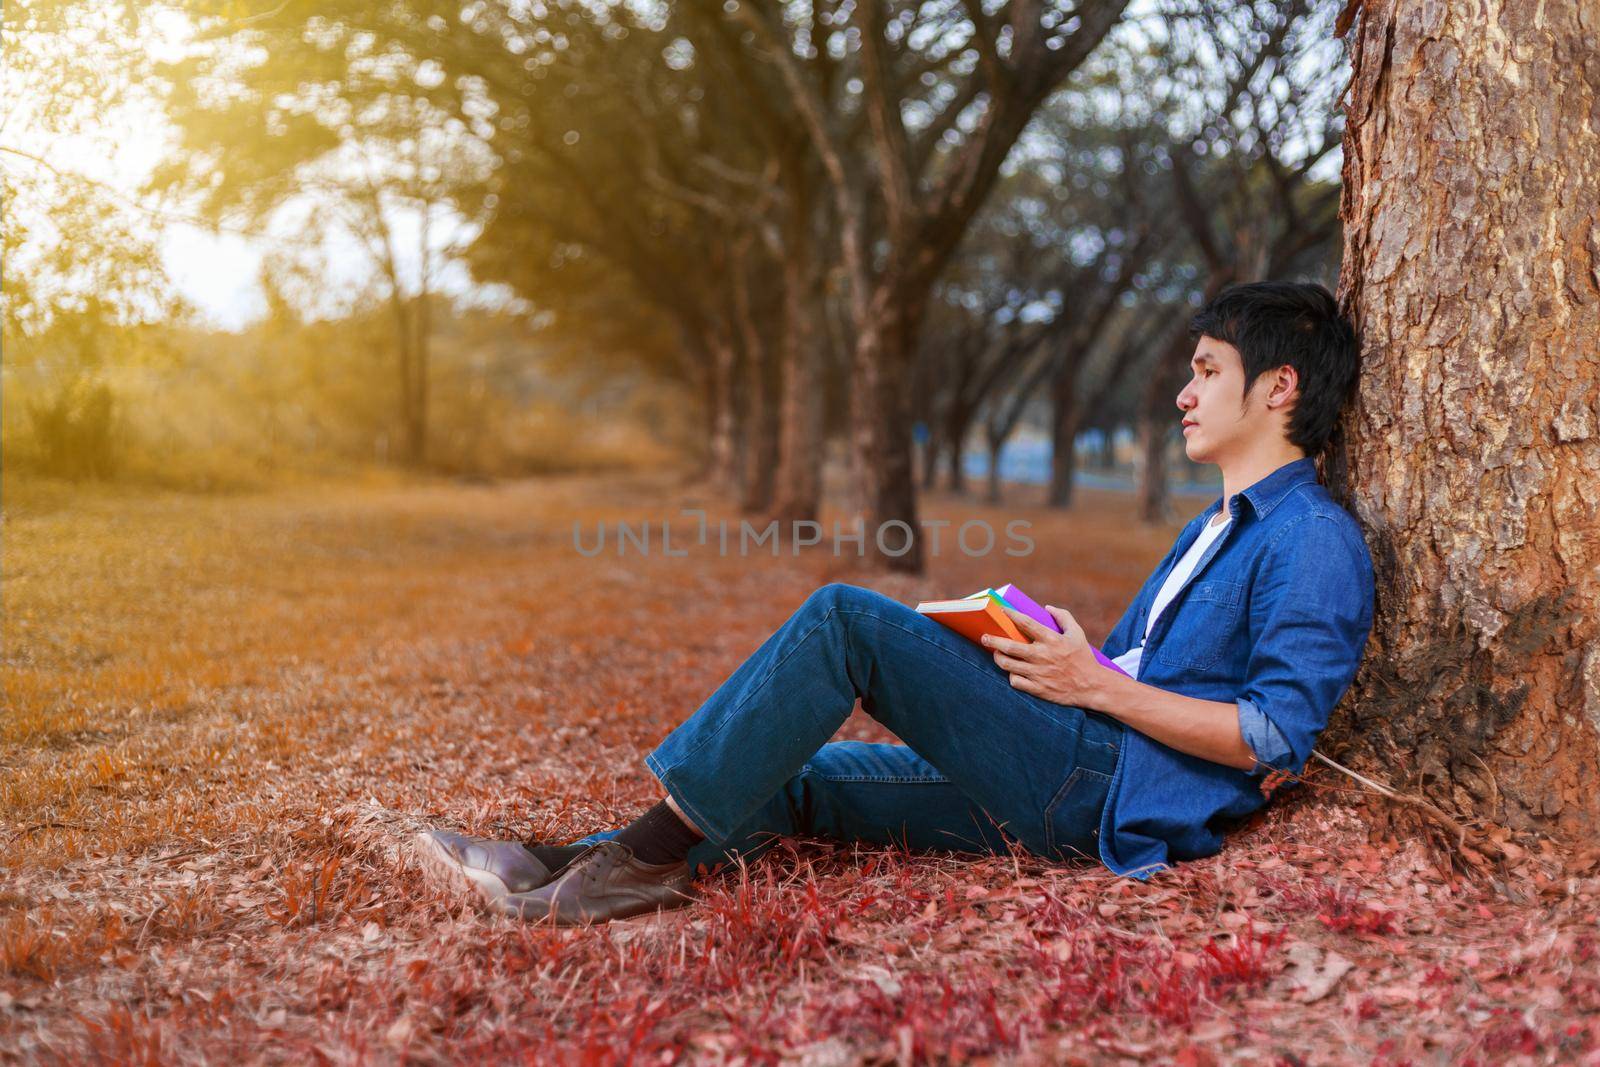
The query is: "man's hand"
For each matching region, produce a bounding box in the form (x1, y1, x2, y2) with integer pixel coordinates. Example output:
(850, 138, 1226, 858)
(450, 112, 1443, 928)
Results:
(981, 605, 1107, 708)
(983, 604, 1261, 771)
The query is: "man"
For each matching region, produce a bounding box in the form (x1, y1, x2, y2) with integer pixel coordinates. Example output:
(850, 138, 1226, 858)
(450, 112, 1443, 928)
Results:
(417, 281, 1375, 925)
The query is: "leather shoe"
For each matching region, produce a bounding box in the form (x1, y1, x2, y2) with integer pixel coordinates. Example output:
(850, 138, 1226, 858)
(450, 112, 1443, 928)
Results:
(414, 830, 559, 903)
(496, 840, 695, 925)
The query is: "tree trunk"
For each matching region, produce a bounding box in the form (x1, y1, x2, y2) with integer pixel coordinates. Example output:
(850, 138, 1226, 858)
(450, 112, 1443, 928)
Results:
(1325, 0, 1600, 836)
(388, 291, 419, 467)
(770, 210, 825, 524)
(706, 335, 739, 492)
(849, 298, 925, 572)
(738, 340, 780, 514)
(1135, 418, 1173, 526)
(411, 291, 431, 467)
(1047, 367, 1080, 508)
(1136, 330, 1189, 524)
(946, 423, 968, 495)
(411, 213, 434, 468)
(984, 432, 1004, 505)
(1097, 427, 1117, 471)
(920, 428, 943, 491)
(732, 259, 779, 514)
(770, 325, 824, 522)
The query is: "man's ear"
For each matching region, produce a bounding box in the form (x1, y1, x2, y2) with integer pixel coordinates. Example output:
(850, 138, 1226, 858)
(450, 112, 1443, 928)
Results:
(1267, 365, 1299, 409)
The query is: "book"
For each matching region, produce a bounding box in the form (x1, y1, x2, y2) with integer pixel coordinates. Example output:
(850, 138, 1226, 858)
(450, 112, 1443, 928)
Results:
(964, 583, 1055, 631)
(915, 582, 1132, 677)
(913, 595, 1028, 646)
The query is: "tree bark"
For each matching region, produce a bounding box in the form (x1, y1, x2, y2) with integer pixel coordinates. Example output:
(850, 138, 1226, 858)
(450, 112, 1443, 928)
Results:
(1326, 0, 1600, 836)
(848, 296, 927, 572)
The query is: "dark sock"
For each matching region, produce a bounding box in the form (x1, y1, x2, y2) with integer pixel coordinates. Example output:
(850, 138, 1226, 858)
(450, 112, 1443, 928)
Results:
(613, 800, 705, 865)
(523, 842, 590, 875)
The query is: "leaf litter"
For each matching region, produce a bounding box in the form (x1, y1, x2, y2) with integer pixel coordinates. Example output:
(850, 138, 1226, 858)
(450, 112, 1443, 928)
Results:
(2, 474, 1597, 1064)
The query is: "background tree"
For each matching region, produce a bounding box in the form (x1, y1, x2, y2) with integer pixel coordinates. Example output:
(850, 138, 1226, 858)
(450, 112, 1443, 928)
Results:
(152, 30, 496, 466)
(1123, 0, 1345, 522)
(1, 1, 190, 480)
(730, 0, 1131, 569)
(1326, 0, 1600, 843)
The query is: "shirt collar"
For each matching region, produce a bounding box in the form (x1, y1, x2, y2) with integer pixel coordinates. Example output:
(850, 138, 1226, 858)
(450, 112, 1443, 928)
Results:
(1202, 456, 1320, 525)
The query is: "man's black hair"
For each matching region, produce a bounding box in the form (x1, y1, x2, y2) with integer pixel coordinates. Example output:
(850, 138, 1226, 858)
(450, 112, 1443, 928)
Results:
(1189, 281, 1359, 455)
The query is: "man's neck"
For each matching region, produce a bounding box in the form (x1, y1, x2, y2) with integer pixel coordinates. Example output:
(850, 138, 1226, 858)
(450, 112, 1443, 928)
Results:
(1216, 445, 1309, 521)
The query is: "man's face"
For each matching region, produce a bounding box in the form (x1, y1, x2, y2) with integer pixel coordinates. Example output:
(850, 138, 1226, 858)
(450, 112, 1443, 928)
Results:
(1175, 335, 1293, 464)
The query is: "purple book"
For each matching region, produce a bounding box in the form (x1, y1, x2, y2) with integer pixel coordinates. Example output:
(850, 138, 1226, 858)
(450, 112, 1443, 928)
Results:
(968, 583, 1132, 678)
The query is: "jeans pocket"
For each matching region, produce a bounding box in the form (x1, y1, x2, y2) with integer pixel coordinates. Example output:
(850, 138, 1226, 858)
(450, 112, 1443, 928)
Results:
(1044, 766, 1113, 861)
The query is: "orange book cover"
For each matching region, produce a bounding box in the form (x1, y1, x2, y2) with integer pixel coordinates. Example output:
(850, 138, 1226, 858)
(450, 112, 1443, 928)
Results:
(914, 596, 1030, 646)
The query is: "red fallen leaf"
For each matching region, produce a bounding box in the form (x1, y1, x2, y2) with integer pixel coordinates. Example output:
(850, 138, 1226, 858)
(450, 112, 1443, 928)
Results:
(1274, 941, 1355, 1003)
(1172, 1042, 1220, 1067)
(1188, 1019, 1234, 1042)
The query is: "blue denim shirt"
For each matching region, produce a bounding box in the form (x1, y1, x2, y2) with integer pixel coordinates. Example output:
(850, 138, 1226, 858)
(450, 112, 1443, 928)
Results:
(1093, 456, 1375, 880)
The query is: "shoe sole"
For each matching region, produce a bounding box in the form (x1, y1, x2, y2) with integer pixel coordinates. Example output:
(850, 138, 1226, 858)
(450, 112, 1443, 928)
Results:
(495, 888, 698, 927)
(617, 906, 694, 928)
(412, 831, 517, 904)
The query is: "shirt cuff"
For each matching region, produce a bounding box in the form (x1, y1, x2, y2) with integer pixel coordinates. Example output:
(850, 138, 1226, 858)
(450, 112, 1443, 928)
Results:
(1237, 697, 1295, 776)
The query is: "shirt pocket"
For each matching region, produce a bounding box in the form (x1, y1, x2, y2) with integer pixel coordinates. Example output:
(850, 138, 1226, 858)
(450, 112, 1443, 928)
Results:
(1155, 579, 1244, 671)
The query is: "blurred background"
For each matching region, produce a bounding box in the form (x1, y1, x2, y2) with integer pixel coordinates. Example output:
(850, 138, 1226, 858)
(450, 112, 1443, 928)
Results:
(2, 0, 1345, 570)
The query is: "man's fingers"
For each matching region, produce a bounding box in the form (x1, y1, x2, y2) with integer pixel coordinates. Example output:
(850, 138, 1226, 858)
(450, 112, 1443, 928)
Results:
(992, 651, 1033, 674)
(1044, 604, 1081, 637)
(1002, 606, 1051, 641)
(1009, 672, 1042, 695)
(982, 634, 1037, 659)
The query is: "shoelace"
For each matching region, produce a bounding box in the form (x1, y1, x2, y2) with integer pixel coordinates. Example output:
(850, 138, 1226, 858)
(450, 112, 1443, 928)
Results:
(565, 842, 613, 887)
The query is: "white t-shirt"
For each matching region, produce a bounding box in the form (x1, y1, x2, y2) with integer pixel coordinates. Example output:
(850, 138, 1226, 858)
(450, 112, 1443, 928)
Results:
(1111, 507, 1232, 679)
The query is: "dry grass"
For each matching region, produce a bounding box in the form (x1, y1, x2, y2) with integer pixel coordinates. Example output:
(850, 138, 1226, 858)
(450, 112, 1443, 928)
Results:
(3, 471, 1598, 1064)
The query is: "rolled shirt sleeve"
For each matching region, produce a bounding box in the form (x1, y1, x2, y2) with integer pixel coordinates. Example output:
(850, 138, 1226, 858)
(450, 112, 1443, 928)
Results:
(1237, 696, 1295, 776)
(1235, 513, 1375, 777)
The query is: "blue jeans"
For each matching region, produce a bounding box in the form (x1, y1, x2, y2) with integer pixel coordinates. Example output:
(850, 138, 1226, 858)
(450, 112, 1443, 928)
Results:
(572, 584, 1123, 875)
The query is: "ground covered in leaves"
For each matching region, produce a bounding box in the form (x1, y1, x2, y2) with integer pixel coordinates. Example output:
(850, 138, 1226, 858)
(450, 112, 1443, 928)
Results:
(3, 472, 1598, 1065)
